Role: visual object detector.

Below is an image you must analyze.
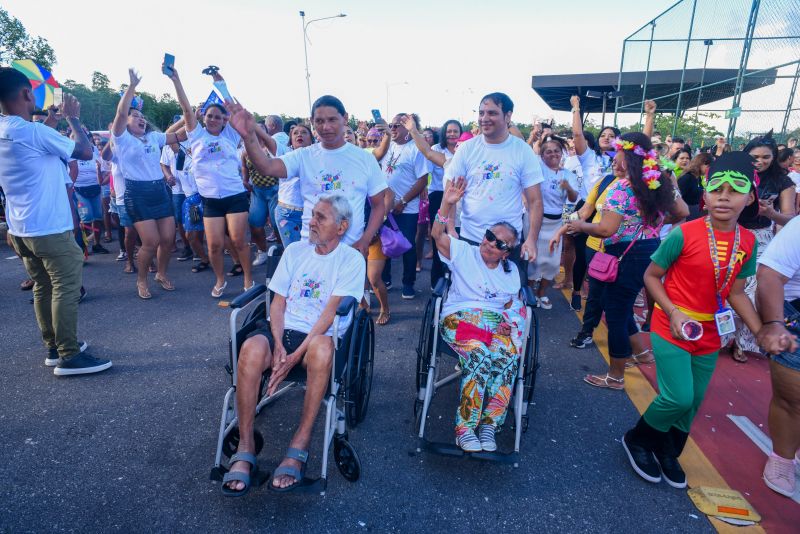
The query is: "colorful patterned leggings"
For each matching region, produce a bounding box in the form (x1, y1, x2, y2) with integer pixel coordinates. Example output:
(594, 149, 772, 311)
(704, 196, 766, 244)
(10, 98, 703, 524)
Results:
(441, 307, 523, 436)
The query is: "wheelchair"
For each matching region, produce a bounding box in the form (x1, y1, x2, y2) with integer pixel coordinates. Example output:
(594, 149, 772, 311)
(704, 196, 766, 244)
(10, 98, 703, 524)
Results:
(413, 277, 540, 467)
(210, 245, 375, 494)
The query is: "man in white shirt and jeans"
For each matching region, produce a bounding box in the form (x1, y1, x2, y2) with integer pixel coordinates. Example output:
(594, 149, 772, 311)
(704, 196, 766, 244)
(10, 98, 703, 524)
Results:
(0, 67, 111, 376)
(221, 195, 366, 496)
(444, 92, 544, 285)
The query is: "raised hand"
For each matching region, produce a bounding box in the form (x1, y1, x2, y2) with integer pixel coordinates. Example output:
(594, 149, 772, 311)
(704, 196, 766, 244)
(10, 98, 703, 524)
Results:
(225, 100, 256, 138)
(400, 114, 417, 132)
(163, 63, 179, 82)
(644, 100, 657, 114)
(61, 94, 81, 119)
(128, 68, 142, 89)
(570, 95, 580, 109)
(443, 176, 466, 206)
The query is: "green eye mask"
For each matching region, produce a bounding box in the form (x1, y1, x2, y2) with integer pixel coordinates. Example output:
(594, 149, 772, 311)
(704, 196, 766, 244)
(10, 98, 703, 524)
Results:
(704, 170, 752, 194)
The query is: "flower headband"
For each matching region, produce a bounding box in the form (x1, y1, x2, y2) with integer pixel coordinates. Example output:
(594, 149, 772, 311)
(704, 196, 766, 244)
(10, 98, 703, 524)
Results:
(613, 138, 662, 190)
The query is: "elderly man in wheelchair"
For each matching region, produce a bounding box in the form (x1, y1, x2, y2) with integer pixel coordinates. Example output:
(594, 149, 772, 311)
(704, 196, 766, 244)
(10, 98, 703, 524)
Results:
(222, 194, 366, 496)
(431, 177, 529, 453)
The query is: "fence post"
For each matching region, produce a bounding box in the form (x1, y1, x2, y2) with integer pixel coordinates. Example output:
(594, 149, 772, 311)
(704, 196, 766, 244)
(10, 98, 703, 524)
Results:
(780, 60, 800, 139)
(672, 0, 698, 139)
(614, 41, 627, 127)
(727, 0, 761, 141)
(638, 21, 657, 128)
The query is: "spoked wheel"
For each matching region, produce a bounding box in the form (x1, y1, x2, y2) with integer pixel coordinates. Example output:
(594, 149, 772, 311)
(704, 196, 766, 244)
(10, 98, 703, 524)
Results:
(345, 311, 374, 428)
(222, 428, 264, 459)
(523, 308, 540, 404)
(333, 438, 361, 482)
(415, 296, 436, 391)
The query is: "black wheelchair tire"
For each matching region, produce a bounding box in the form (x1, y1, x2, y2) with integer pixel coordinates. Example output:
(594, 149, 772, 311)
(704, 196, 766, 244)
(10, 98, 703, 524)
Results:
(222, 428, 264, 458)
(415, 296, 436, 392)
(333, 438, 361, 482)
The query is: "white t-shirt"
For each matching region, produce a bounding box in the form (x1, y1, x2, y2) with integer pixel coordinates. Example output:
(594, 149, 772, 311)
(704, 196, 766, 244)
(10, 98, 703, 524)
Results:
(429, 144, 453, 192)
(381, 141, 431, 214)
(273, 132, 290, 153)
(110, 154, 126, 206)
(280, 142, 387, 245)
(758, 215, 800, 300)
(564, 154, 583, 203)
(577, 149, 613, 200)
(278, 176, 303, 208)
(444, 134, 543, 242)
(112, 130, 167, 182)
(186, 123, 245, 198)
(268, 241, 366, 336)
(71, 147, 100, 188)
(440, 238, 521, 318)
(788, 170, 800, 193)
(537, 157, 581, 216)
(0, 115, 75, 237)
(160, 145, 194, 195)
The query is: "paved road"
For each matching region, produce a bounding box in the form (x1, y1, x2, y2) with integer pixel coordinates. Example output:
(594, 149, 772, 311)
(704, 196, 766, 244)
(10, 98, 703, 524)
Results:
(0, 239, 714, 533)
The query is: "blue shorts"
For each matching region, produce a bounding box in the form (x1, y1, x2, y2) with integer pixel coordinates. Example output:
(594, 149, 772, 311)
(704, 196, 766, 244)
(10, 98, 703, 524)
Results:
(248, 184, 278, 229)
(74, 185, 103, 223)
(101, 184, 111, 198)
(172, 192, 186, 224)
(275, 205, 302, 246)
(116, 203, 134, 228)
(182, 193, 204, 232)
(772, 301, 800, 372)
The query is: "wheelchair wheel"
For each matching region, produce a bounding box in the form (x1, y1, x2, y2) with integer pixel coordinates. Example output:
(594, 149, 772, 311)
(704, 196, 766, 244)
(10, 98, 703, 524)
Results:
(522, 307, 540, 404)
(345, 311, 374, 428)
(333, 437, 361, 482)
(415, 295, 436, 391)
(222, 428, 264, 459)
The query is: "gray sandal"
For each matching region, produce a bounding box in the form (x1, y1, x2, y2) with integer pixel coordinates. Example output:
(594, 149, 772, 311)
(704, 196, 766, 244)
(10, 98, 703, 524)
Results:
(269, 447, 309, 493)
(221, 451, 258, 497)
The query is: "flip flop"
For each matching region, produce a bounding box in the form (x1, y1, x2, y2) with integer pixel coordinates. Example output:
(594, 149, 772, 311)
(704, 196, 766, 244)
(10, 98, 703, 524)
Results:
(20, 279, 34, 291)
(269, 448, 309, 493)
(732, 346, 748, 363)
(221, 451, 259, 498)
(227, 264, 243, 277)
(123, 264, 137, 274)
(212, 281, 227, 298)
(154, 276, 175, 291)
(553, 282, 573, 290)
(583, 373, 624, 390)
(376, 311, 391, 326)
(137, 283, 152, 300)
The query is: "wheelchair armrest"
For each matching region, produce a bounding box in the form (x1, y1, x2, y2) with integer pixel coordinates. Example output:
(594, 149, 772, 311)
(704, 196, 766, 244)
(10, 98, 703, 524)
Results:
(521, 286, 536, 307)
(336, 296, 357, 316)
(229, 284, 268, 309)
(432, 277, 450, 298)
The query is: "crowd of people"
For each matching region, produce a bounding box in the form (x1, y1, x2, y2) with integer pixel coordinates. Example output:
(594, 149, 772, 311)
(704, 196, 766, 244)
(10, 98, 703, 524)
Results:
(1, 62, 799, 499)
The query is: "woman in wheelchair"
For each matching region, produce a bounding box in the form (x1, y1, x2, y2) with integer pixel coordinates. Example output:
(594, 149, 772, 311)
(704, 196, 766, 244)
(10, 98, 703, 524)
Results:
(222, 195, 366, 496)
(432, 178, 528, 452)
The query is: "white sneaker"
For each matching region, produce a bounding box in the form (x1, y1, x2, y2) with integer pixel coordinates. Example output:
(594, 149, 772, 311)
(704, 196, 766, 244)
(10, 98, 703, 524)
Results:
(538, 296, 553, 310)
(456, 429, 482, 452)
(478, 424, 497, 452)
(252, 251, 268, 266)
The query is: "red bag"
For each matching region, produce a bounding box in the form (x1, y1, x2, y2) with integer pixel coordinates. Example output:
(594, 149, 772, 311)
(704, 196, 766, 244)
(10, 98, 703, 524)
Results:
(455, 321, 493, 346)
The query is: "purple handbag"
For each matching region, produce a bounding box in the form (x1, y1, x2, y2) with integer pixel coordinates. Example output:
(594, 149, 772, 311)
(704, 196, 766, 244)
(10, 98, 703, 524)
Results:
(380, 213, 412, 258)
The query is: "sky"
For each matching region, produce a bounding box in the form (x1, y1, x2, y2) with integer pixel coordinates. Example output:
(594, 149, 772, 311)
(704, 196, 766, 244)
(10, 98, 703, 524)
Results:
(5, 0, 678, 127)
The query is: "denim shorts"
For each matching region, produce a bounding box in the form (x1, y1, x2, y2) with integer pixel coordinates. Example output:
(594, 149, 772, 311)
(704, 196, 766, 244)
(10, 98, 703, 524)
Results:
(182, 193, 204, 232)
(772, 301, 800, 372)
(116, 203, 134, 228)
(74, 185, 103, 223)
(249, 184, 279, 228)
(202, 192, 249, 218)
(275, 205, 302, 246)
(172, 192, 186, 224)
(124, 179, 173, 223)
(101, 184, 111, 198)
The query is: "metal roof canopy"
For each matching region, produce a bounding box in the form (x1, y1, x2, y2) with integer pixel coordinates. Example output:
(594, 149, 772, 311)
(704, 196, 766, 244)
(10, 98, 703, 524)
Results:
(531, 68, 777, 113)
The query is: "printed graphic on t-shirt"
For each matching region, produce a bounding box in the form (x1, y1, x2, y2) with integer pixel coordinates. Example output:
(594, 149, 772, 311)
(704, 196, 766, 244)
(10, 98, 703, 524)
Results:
(205, 141, 222, 155)
(319, 171, 343, 192)
(300, 278, 321, 298)
(481, 162, 501, 181)
(143, 143, 157, 155)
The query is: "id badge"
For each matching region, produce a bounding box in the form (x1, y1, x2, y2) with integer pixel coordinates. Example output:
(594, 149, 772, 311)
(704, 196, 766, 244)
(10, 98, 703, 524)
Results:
(714, 308, 736, 336)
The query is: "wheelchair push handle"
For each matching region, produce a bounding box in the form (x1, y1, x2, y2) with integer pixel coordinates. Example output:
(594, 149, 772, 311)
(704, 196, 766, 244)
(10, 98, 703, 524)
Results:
(336, 296, 358, 317)
(520, 286, 536, 307)
(229, 284, 268, 309)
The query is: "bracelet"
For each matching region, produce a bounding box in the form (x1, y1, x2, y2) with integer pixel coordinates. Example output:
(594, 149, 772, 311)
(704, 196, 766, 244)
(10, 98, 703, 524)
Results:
(435, 212, 449, 225)
(762, 320, 785, 326)
(571, 108, 579, 113)
(668, 307, 679, 317)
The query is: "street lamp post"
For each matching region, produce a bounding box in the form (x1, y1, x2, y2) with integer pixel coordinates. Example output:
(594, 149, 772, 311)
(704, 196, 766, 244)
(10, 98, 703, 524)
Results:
(385, 81, 408, 118)
(300, 10, 347, 114)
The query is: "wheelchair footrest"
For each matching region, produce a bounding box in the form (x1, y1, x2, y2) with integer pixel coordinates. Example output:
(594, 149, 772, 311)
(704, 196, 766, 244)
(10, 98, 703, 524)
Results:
(421, 439, 520, 464)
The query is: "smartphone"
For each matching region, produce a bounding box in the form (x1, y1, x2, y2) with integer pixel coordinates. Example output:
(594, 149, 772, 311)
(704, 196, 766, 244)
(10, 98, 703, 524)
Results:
(371, 109, 385, 125)
(53, 87, 63, 108)
(761, 194, 778, 204)
(162, 53, 175, 76)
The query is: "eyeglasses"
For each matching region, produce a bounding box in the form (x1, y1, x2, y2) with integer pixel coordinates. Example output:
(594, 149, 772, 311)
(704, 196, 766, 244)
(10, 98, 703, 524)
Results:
(367, 139, 380, 145)
(705, 170, 752, 194)
(484, 229, 510, 252)
(388, 124, 402, 129)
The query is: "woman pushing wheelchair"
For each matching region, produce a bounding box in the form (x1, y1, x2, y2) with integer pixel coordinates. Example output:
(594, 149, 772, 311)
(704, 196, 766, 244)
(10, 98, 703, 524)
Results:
(432, 178, 527, 452)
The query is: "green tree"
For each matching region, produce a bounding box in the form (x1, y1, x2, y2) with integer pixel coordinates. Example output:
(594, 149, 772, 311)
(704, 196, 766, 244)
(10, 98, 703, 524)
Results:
(621, 113, 723, 147)
(0, 7, 56, 69)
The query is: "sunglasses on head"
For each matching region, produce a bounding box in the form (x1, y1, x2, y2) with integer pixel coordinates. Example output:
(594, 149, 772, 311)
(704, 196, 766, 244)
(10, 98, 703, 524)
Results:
(484, 229, 510, 252)
(705, 170, 752, 194)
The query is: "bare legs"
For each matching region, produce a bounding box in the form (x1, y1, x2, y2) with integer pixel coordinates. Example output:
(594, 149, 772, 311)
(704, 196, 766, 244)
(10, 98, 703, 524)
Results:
(132, 216, 174, 294)
(367, 258, 390, 325)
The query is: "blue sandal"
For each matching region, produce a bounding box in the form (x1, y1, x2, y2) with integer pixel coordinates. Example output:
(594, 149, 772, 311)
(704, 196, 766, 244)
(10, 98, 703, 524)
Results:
(221, 452, 258, 497)
(269, 448, 309, 493)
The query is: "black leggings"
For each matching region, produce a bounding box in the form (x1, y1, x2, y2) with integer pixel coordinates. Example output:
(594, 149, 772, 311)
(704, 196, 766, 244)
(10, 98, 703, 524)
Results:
(427, 190, 445, 289)
(572, 232, 588, 290)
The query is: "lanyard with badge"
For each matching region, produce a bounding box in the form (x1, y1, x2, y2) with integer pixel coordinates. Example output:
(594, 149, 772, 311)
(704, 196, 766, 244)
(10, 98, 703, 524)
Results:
(705, 216, 739, 336)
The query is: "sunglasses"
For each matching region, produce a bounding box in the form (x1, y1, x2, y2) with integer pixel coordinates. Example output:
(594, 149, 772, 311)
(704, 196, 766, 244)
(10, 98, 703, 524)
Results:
(389, 124, 402, 129)
(705, 170, 752, 194)
(484, 229, 510, 252)
(367, 139, 380, 145)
